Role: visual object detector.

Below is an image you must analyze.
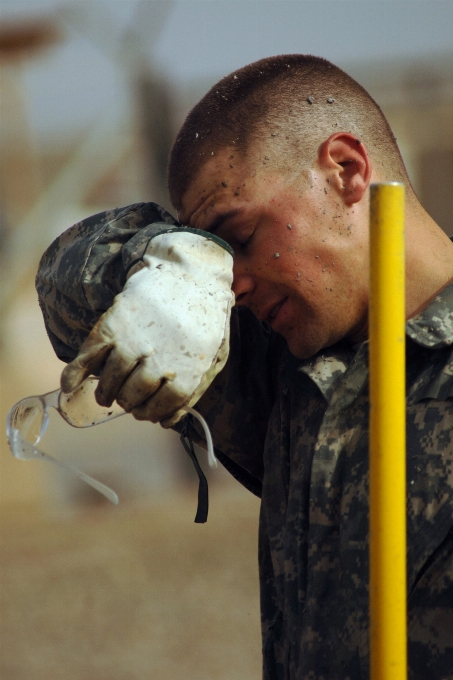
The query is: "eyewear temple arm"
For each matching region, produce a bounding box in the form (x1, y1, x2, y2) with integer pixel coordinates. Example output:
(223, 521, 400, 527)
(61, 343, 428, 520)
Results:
(6, 385, 217, 506)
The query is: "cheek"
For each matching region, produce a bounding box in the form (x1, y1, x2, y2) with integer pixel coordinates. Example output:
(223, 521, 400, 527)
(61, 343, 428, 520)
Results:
(257, 228, 313, 282)
(253, 233, 297, 273)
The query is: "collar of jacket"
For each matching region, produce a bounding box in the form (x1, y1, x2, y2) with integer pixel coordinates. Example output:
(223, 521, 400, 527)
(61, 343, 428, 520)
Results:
(297, 280, 453, 407)
(406, 280, 453, 349)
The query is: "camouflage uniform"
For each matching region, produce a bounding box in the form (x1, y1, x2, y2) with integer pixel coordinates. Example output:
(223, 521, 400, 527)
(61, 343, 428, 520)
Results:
(36, 203, 453, 680)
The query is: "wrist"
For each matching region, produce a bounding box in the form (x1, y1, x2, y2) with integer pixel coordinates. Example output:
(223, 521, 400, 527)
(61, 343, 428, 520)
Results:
(126, 226, 233, 280)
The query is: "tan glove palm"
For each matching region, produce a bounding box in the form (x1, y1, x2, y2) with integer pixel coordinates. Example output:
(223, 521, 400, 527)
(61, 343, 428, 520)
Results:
(60, 230, 234, 426)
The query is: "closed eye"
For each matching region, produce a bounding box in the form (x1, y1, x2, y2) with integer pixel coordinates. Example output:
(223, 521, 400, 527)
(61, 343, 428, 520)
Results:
(239, 232, 254, 249)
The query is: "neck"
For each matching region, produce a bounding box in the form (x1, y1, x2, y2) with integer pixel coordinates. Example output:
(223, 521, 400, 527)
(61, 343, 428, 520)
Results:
(405, 200, 453, 319)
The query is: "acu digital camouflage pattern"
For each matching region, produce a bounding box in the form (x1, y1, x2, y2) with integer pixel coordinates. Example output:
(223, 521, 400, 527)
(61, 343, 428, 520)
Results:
(36, 202, 178, 363)
(36, 203, 453, 680)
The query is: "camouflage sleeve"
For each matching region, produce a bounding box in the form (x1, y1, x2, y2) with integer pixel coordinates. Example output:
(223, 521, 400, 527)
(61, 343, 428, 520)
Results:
(408, 527, 453, 679)
(35, 202, 179, 363)
(406, 363, 453, 679)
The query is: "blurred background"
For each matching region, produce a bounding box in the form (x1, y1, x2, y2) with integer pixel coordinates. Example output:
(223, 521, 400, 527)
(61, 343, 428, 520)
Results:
(0, 1, 452, 678)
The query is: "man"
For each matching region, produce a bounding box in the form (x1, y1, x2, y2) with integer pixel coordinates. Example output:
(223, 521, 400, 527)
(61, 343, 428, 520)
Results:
(36, 55, 453, 679)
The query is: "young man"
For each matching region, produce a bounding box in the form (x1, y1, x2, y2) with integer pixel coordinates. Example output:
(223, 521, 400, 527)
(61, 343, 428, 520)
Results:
(37, 55, 453, 679)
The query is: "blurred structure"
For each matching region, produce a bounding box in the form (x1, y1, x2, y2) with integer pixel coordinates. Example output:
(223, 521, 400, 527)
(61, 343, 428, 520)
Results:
(0, 4, 182, 510)
(349, 53, 453, 236)
(0, 17, 62, 316)
(0, 6, 451, 677)
(0, 5, 451, 513)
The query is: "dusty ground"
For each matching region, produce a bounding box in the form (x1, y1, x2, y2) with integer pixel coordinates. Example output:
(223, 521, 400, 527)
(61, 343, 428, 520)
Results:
(0, 482, 262, 680)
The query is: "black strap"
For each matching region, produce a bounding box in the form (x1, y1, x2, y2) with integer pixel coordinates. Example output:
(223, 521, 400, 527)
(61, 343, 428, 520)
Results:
(180, 415, 209, 523)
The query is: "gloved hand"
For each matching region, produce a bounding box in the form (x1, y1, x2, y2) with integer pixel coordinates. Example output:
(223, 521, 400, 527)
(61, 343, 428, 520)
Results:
(60, 229, 234, 427)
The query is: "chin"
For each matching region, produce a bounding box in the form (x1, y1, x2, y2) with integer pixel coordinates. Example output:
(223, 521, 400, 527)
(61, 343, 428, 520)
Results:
(285, 334, 323, 360)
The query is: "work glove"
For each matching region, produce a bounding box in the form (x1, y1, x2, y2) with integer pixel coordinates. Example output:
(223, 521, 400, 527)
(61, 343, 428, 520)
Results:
(60, 229, 234, 427)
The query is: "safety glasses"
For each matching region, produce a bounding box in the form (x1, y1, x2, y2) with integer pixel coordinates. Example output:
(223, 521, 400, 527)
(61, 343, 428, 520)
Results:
(6, 376, 216, 506)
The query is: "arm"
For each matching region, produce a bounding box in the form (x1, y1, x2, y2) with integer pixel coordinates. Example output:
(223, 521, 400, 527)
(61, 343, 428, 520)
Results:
(36, 202, 281, 493)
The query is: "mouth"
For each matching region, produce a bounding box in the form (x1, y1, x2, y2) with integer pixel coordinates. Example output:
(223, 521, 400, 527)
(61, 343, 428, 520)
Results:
(266, 298, 287, 324)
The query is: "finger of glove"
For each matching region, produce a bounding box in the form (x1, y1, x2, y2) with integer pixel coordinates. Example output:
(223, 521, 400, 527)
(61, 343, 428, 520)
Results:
(61, 342, 112, 394)
(130, 382, 188, 424)
(115, 362, 166, 412)
(94, 348, 141, 407)
(160, 408, 187, 428)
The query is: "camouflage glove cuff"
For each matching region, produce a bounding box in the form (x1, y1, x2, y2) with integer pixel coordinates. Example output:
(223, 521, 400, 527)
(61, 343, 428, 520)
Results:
(60, 229, 234, 426)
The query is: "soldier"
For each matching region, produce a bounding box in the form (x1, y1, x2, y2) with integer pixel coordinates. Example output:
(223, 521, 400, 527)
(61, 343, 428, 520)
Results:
(37, 55, 453, 679)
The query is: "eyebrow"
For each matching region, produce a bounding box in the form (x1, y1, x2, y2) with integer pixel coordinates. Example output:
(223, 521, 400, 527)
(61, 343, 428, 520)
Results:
(205, 209, 244, 234)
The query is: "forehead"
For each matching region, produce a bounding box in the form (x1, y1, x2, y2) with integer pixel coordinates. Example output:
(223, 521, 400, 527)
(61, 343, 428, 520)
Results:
(178, 146, 255, 222)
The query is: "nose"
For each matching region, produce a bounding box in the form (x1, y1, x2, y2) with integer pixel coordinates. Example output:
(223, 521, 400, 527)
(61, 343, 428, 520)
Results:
(232, 260, 255, 305)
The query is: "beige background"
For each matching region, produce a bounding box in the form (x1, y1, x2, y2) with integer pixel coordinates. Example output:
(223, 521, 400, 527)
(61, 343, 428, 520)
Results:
(0, 3, 452, 678)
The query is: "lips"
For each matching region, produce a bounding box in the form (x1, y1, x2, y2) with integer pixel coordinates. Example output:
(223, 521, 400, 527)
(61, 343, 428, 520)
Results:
(269, 301, 284, 320)
(263, 297, 287, 326)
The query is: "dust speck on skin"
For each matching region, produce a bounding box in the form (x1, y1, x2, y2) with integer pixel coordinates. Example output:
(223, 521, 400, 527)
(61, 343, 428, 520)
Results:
(273, 253, 280, 259)
(297, 272, 301, 276)
(327, 98, 335, 104)
(222, 181, 228, 187)
(234, 191, 239, 196)
(315, 255, 319, 258)
(287, 224, 292, 230)
(307, 96, 314, 104)
(324, 188, 328, 194)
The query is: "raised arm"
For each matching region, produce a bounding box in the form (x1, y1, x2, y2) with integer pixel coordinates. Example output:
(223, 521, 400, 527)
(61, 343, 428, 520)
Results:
(36, 202, 281, 494)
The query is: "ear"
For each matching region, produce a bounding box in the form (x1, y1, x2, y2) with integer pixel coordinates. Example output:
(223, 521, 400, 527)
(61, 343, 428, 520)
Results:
(318, 133, 372, 205)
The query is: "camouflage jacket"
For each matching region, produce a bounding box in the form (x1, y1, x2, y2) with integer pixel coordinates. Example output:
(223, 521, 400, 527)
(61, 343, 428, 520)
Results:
(36, 203, 453, 680)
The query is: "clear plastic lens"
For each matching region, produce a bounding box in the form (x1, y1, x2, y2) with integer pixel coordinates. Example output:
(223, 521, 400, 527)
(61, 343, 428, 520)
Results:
(6, 376, 217, 506)
(58, 377, 125, 428)
(6, 384, 120, 504)
(9, 398, 47, 446)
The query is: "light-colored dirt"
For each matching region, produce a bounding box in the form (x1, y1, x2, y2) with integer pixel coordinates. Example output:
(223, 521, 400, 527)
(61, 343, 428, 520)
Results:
(0, 483, 262, 680)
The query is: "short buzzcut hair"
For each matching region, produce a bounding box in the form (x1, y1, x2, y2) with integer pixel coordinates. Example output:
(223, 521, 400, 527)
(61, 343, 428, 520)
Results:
(168, 54, 411, 211)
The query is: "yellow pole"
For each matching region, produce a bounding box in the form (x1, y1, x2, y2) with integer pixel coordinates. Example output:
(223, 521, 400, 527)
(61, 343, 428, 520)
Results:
(369, 182, 407, 680)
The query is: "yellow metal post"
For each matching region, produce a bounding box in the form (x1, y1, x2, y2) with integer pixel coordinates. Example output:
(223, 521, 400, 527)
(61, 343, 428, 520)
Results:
(369, 183, 407, 680)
